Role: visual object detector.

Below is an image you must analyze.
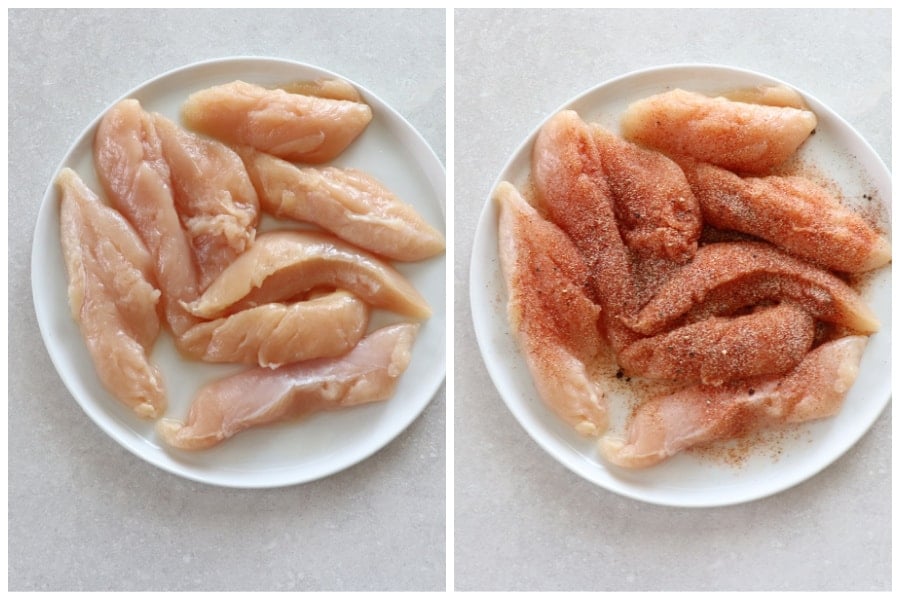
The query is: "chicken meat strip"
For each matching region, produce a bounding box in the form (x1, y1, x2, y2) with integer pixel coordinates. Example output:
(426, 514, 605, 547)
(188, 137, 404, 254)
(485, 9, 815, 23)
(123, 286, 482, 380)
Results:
(618, 303, 815, 385)
(177, 291, 369, 368)
(277, 78, 363, 102)
(181, 80, 373, 164)
(496, 181, 608, 436)
(682, 160, 890, 273)
(532, 110, 640, 352)
(601, 335, 868, 468)
(58, 168, 165, 419)
(153, 113, 259, 289)
(183, 230, 431, 320)
(239, 147, 444, 261)
(93, 99, 200, 337)
(591, 124, 701, 263)
(157, 323, 418, 450)
(621, 88, 817, 175)
(720, 84, 809, 109)
(627, 242, 879, 336)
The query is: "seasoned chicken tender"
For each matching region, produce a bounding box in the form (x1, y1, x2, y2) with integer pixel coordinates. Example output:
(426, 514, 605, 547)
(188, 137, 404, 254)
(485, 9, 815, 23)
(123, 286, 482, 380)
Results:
(496, 181, 608, 436)
(591, 124, 701, 263)
(58, 168, 165, 419)
(177, 291, 369, 368)
(94, 99, 200, 337)
(239, 147, 445, 261)
(628, 242, 879, 336)
(601, 336, 868, 468)
(182, 80, 373, 164)
(157, 323, 418, 450)
(720, 84, 809, 109)
(532, 110, 640, 352)
(618, 303, 815, 385)
(621, 88, 817, 174)
(183, 230, 431, 320)
(153, 114, 259, 289)
(682, 160, 891, 273)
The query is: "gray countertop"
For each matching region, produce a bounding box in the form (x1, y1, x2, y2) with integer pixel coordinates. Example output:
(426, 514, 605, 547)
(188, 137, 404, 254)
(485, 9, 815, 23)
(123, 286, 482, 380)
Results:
(7, 7, 892, 593)
(9, 8, 445, 592)
(454, 8, 890, 591)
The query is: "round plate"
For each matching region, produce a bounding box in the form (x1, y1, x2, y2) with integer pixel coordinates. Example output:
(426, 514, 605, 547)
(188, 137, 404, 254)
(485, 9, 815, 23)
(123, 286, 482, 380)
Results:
(32, 57, 446, 488)
(470, 64, 891, 507)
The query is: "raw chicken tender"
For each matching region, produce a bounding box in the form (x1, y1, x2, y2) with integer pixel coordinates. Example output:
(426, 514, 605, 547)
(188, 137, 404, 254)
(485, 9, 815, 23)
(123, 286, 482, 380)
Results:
(496, 181, 608, 436)
(601, 336, 868, 468)
(153, 114, 259, 289)
(183, 230, 431, 320)
(157, 323, 418, 450)
(617, 303, 815, 385)
(278, 78, 363, 102)
(94, 99, 200, 337)
(532, 110, 640, 352)
(181, 80, 373, 164)
(58, 168, 165, 419)
(682, 160, 891, 273)
(591, 124, 701, 263)
(628, 242, 879, 336)
(239, 147, 445, 261)
(621, 88, 817, 174)
(178, 291, 369, 368)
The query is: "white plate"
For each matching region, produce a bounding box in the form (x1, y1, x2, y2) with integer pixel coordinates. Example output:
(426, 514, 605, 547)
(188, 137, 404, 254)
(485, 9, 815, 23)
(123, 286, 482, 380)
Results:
(32, 57, 446, 488)
(470, 64, 891, 508)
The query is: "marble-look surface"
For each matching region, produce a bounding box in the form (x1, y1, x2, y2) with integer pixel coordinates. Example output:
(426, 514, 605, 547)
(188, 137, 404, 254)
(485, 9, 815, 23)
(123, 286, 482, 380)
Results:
(454, 8, 890, 591)
(7, 7, 893, 593)
(8, 8, 445, 591)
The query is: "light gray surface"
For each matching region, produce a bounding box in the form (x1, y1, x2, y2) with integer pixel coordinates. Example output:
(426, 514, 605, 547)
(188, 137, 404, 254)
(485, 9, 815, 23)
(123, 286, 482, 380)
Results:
(454, 8, 890, 591)
(9, 8, 445, 592)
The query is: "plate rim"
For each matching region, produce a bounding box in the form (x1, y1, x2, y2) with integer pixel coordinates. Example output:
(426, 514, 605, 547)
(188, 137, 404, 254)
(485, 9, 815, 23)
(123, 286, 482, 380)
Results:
(31, 55, 447, 489)
(469, 62, 891, 508)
